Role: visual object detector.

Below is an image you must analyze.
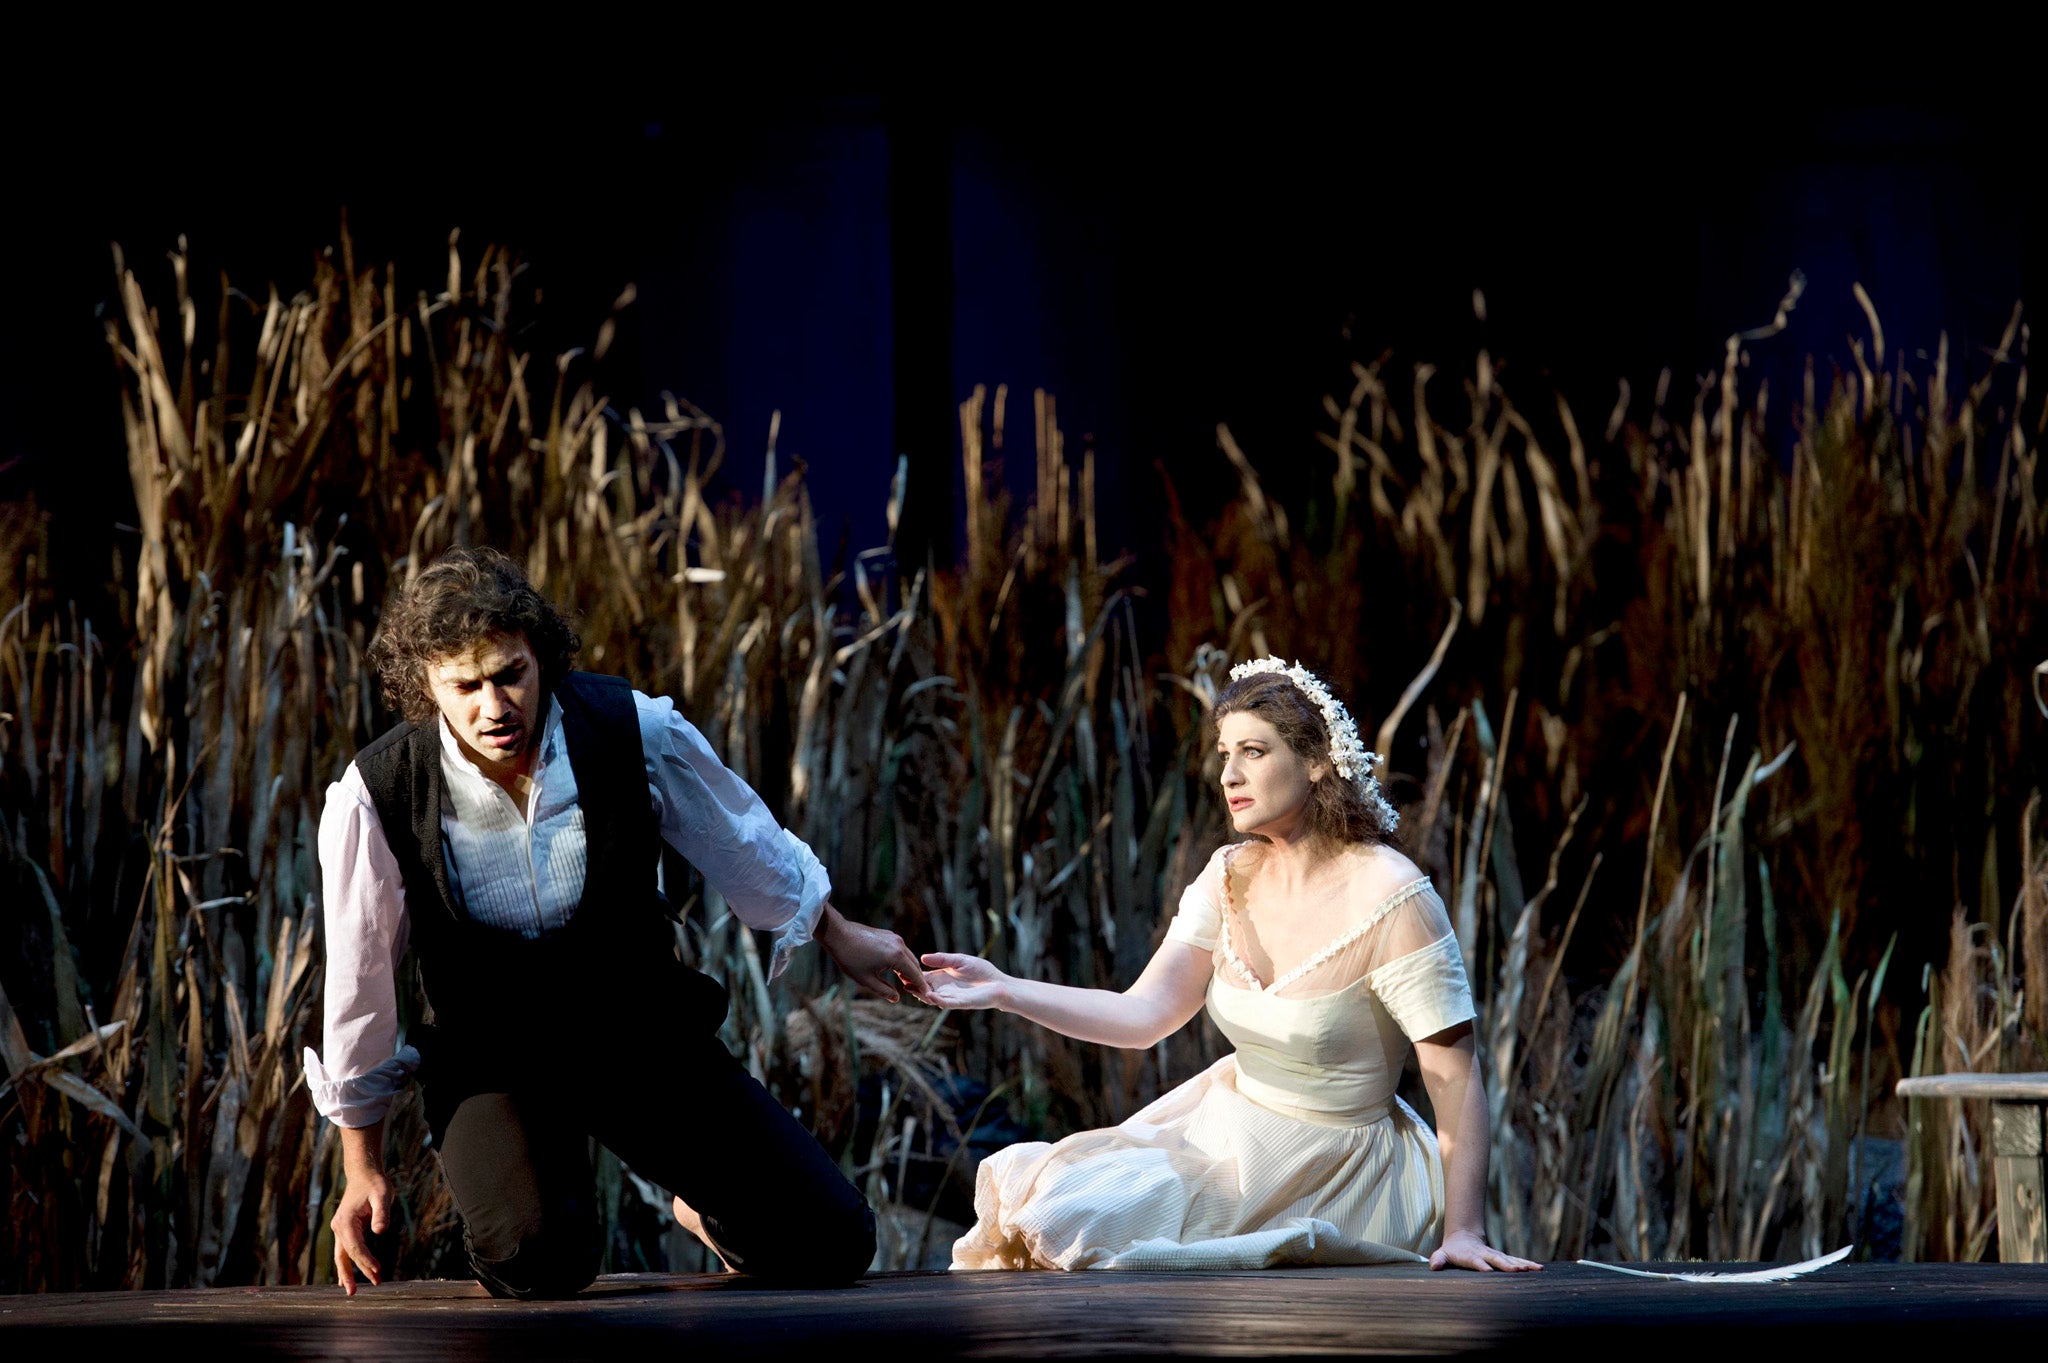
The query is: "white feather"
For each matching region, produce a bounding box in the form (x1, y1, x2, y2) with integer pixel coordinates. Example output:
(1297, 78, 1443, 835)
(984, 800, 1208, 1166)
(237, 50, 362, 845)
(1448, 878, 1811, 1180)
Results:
(1574, 1245, 1852, 1282)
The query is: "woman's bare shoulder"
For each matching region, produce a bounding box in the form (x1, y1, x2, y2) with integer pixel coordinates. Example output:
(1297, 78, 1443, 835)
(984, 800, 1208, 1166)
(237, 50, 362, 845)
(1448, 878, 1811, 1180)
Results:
(1229, 840, 1269, 873)
(1343, 844, 1429, 905)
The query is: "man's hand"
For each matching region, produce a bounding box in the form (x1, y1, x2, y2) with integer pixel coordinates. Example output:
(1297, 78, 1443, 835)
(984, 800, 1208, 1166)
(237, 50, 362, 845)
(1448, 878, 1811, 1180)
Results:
(333, 1124, 395, 1296)
(818, 904, 931, 1003)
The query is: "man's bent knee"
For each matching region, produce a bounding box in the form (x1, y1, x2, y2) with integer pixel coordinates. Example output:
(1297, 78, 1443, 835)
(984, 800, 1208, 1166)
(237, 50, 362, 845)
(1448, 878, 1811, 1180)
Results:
(800, 1198, 877, 1285)
(467, 1213, 599, 1300)
(822, 1199, 879, 1283)
(750, 1199, 875, 1286)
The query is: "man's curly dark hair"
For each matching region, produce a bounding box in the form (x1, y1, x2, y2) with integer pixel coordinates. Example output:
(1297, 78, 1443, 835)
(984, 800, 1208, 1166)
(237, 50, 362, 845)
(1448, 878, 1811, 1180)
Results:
(366, 547, 581, 724)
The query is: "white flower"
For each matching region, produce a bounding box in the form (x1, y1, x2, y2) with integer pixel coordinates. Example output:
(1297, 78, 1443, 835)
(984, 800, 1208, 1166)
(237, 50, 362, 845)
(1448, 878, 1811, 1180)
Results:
(1226, 656, 1401, 830)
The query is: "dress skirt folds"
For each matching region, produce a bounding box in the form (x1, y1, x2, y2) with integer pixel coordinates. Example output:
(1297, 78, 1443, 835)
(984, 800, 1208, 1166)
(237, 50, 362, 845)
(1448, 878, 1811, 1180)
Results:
(952, 1052, 1445, 1270)
(952, 846, 1476, 1271)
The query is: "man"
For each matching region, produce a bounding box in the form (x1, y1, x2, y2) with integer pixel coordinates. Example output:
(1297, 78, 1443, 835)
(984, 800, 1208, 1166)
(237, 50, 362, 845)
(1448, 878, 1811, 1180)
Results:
(304, 547, 928, 1297)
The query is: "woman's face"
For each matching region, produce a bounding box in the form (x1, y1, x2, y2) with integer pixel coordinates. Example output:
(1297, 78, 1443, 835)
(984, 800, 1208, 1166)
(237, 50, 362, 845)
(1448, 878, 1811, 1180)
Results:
(1217, 710, 1327, 841)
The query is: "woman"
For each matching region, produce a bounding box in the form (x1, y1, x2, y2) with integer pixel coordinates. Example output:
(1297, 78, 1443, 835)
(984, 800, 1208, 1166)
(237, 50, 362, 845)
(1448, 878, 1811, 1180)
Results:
(923, 658, 1539, 1272)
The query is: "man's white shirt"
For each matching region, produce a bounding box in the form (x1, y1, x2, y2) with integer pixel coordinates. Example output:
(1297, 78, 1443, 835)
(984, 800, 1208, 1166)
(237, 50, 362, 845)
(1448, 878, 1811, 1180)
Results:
(303, 690, 829, 1128)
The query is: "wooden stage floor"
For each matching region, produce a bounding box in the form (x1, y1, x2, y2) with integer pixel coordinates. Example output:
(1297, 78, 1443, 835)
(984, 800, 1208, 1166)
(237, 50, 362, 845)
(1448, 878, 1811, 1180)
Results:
(5, 1263, 2045, 1357)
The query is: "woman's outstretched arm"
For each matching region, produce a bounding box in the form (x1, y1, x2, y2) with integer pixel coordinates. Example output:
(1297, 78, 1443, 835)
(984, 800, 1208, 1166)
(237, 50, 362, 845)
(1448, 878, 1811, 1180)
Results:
(1414, 1023, 1543, 1271)
(920, 940, 1213, 1049)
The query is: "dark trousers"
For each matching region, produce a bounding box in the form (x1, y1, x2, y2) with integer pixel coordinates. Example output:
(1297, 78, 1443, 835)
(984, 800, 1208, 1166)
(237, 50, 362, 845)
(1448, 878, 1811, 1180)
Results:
(422, 1030, 875, 1299)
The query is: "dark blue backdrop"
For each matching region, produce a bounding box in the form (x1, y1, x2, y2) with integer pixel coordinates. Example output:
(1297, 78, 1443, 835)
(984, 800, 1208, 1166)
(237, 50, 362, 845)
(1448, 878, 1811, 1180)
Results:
(3, 62, 2034, 595)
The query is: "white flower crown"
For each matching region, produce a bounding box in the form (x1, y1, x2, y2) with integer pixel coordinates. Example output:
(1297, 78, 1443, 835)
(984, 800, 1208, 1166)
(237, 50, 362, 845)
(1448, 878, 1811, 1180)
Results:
(1227, 656, 1400, 830)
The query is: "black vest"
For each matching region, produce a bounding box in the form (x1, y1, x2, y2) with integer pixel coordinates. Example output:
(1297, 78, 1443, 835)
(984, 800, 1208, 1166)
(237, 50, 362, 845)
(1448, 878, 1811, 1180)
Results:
(353, 671, 727, 1048)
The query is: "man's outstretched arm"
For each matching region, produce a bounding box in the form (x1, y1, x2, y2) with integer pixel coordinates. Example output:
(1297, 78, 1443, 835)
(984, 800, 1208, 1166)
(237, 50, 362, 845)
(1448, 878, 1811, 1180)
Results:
(637, 691, 929, 1000)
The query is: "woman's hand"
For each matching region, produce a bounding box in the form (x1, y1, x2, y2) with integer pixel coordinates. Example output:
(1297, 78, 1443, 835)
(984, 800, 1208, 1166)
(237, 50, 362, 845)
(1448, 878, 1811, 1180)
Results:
(919, 953, 1011, 1010)
(1429, 1228, 1542, 1272)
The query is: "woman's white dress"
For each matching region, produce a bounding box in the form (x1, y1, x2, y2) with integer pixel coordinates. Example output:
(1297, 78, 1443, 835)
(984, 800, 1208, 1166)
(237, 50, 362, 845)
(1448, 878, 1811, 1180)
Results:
(952, 844, 1476, 1270)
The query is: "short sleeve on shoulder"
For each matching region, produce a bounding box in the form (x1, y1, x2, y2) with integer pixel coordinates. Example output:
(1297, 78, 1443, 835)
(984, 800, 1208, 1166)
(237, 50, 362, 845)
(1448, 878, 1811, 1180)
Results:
(1164, 845, 1235, 952)
(1367, 930, 1476, 1041)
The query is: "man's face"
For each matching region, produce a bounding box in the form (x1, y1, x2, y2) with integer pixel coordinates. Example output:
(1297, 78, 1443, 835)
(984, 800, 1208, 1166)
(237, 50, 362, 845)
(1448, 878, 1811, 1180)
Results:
(426, 633, 544, 776)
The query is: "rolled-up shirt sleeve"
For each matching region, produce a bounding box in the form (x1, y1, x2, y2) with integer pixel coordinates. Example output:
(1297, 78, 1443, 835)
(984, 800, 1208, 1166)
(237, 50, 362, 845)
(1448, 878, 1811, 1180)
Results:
(635, 690, 830, 979)
(302, 765, 419, 1128)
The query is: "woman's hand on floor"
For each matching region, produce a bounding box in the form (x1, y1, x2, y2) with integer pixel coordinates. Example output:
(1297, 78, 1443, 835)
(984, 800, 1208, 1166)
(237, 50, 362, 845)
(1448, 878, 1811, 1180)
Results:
(1430, 1229, 1543, 1272)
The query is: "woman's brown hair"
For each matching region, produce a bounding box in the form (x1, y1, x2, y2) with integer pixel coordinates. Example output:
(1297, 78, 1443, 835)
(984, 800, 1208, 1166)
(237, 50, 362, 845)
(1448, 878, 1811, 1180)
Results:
(1211, 670, 1397, 850)
(365, 547, 581, 724)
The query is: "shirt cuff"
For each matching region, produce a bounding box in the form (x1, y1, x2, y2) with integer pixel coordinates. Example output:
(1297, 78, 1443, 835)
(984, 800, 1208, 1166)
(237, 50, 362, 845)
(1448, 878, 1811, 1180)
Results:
(766, 835, 832, 980)
(767, 895, 827, 981)
(303, 1044, 421, 1128)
